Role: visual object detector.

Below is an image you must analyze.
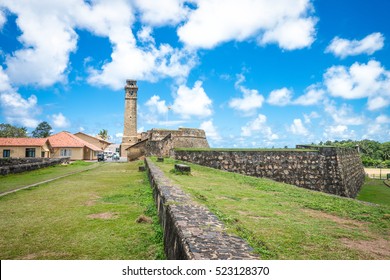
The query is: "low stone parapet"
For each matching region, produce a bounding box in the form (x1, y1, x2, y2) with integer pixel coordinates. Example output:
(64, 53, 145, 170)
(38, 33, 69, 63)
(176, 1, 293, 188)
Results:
(145, 157, 258, 260)
(0, 157, 70, 175)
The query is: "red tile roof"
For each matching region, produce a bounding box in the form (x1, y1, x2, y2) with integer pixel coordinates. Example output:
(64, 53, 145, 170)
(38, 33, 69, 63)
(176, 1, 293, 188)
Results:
(0, 138, 48, 147)
(48, 131, 102, 151)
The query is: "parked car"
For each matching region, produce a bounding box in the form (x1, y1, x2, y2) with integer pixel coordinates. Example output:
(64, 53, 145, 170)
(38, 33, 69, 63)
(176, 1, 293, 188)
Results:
(97, 153, 105, 162)
(112, 153, 120, 160)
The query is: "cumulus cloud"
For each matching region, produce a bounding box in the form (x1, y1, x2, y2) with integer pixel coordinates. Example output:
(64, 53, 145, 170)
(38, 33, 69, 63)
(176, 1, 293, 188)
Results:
(229, 74, 264, 114)
(0, 0, 196, 90)
(326, 32, 384, 58)
(323, 100, 364, 126)
(267, 87, 292, 106)
(200, 120, 221, 141)
(294, 84, 325, 105)
(0, 8, 6, 29)
(145, 95, 168, 115)
(172, 81, 212, 118)
(323, 125, 355, 140)
(289, 119, 309, 136)
(303, 111, 320, 123)
(241, 114, 278, 141)
(178, 0, 316, 50)
(51, 113, 70, 128)
(0, 66, 40, 128)
(376, 114, 390, 124)
(324, 60, 390, 110)
(133, 0, 188, 26)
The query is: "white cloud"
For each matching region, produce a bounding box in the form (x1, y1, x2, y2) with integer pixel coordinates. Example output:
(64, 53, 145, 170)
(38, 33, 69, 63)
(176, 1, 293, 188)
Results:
(115, 132, 123, 138)
(323, 125, 355, 140)
(323, 100, 364, 126)
(200, 120, 221, 141)
(326, 32, 384, 58)
(0, 66, 40, 128)
(51, 113, 70, 128)
(303, 111, 320, 124)
(137, 26, 155, 44)
(294, 84, 325, 105)
(79, 126, 85, 132)
(0, 8, 6, 29)
(324, 60, 390, 110)
(241, 114, 279, 141)
(172, 81, 212, 118)
(133, 0, 188, 26)
(145, 95, 168, 115)
(229, 74, 264, 114)
(376, 115, 390, 124)
(260, 17, 316, 50)
(289, 119, 309, 136)
(267, 87, 292, 106)
(1, 0, 196, 90)
(177, 0, 316, 50)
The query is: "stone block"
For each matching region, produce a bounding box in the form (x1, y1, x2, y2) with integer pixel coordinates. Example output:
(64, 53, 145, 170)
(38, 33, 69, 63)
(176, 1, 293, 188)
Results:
(175, 164, 191, 173)
(139, 166, 146, 172)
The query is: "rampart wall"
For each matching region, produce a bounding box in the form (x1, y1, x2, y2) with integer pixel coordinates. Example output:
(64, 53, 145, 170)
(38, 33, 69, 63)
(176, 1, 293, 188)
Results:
(144, 158, 258, 260)
(174, 147, 365, 198)
(0, 157, 70, 175)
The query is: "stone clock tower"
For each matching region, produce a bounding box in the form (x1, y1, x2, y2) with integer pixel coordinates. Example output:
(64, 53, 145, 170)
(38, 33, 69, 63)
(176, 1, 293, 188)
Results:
(121, 79, 138, 156)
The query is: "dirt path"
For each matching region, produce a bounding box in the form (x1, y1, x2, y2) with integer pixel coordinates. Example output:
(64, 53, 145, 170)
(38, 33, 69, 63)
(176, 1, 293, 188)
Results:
(0, 164, 100, 197)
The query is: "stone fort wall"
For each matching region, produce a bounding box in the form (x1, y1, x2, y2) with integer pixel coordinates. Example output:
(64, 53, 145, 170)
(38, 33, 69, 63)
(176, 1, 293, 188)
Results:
(174, 146, 365, 198)
(127, 128, 209, 160)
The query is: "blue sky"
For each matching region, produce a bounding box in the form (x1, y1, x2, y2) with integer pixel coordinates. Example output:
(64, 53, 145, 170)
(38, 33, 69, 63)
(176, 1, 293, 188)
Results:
(0, 0, 389, 147)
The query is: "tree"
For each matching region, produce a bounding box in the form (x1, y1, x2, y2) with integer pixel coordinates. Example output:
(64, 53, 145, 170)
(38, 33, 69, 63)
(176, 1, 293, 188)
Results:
(98, 129, 109, 140)
(0, 123, 28, 138)
(32, 121, 52, 138)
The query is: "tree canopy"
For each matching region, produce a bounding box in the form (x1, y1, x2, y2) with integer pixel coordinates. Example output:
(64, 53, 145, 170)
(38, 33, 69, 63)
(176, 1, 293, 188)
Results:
(0, 123, 28, 138)
(317, 139, 390, 168)
(98, 129, 109, 140)
(32, 121, 52, 138)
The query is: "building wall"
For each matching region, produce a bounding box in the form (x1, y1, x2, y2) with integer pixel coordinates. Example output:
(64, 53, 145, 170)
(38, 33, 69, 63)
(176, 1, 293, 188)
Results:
(174, 147, 365, 198)
(0, 146, 45, 158)
(51, 147, 84, 160)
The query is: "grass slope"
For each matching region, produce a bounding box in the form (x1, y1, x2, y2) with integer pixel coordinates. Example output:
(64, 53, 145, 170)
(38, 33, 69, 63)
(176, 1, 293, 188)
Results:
(0, 161, 164, 260)
(155, 157, 390, 260)
(0, 161, 96, 194)
(357, 177, 390, 206)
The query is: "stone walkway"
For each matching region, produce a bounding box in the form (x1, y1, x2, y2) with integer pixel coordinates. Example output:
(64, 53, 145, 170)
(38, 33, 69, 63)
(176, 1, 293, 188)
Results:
(0, 164, 100, 197)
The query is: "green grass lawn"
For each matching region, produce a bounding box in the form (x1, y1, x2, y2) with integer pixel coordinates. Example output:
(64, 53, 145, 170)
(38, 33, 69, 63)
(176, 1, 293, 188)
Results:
(0, 161, 97, 194)
(154, 157, 390, 260)
(357, 177, 390, 206)
(0, 161, 164, 260)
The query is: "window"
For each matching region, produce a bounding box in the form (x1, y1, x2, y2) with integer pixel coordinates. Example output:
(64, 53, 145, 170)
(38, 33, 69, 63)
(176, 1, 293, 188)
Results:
(3, 150, 10, 158)
(25, 148, 36, 158)
(60, 149, 72, 157)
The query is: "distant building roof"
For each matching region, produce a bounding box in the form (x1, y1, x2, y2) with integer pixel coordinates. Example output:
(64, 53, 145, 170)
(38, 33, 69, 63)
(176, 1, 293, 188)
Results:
(0, 138, 48, 147)
(48, 131, 102, 151)
(74, 132, 112, 144)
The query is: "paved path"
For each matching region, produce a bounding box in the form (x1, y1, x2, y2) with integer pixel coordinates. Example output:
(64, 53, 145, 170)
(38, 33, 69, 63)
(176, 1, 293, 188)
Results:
(0, 164, 101, 197)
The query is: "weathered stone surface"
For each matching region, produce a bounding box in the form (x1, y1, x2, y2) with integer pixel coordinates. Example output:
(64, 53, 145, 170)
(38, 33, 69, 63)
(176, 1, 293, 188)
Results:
(0, 157, 70, 176)
(174, 146, 365, 198)
(145, 158, 258, 260)
(174, 164, 191, 173)
(138, 166, 146, 172)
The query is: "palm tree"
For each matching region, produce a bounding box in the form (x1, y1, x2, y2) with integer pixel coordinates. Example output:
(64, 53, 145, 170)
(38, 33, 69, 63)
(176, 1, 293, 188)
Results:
(98, 129, 109, 140)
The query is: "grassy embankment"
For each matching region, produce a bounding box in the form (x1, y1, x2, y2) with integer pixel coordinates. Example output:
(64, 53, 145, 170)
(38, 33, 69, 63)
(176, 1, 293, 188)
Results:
(154, 157, 390, 260)
(0, 161, 164, 260)
(0, 161, 96, 194)
(357, 177, 390, 207)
